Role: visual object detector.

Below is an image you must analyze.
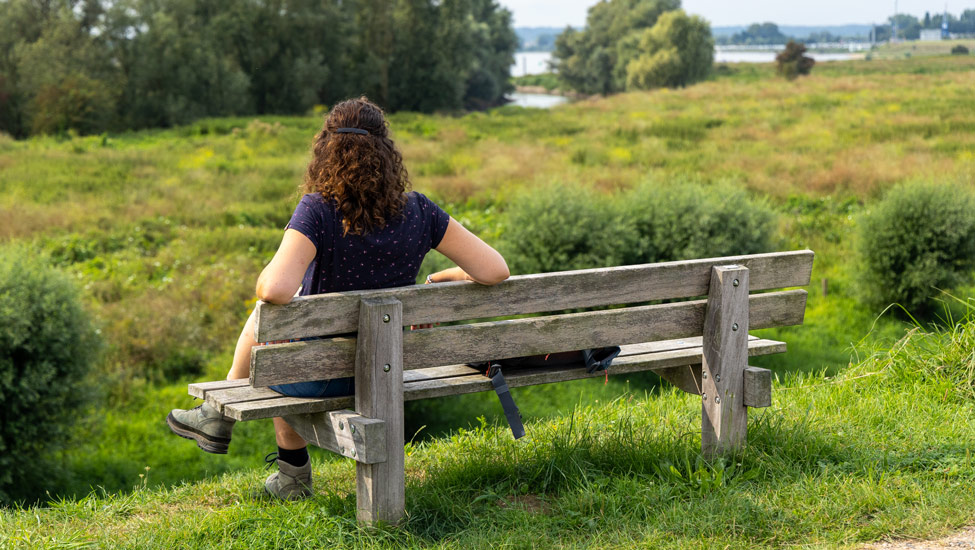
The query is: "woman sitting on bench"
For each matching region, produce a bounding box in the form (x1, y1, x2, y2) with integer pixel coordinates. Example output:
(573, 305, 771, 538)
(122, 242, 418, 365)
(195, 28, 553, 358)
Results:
(167, 97, 509, 500)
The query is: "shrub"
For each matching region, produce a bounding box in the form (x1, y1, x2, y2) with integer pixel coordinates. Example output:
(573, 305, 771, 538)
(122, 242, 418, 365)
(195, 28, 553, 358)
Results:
(622, 181, 777, 264)
(0, 246, 100, 504)
(776, 41, 815, 80)
(858, 182, 975, 315)
(499, 183, 637, 274)
(951, 44, 970, 55)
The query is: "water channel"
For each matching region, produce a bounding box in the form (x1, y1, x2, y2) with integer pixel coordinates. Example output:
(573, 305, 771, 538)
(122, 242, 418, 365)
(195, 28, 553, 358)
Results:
(506, 48, 862, 108)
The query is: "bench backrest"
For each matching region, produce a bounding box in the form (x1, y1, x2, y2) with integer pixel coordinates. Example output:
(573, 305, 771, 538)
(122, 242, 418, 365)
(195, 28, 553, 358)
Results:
(250, 250, 813, 388)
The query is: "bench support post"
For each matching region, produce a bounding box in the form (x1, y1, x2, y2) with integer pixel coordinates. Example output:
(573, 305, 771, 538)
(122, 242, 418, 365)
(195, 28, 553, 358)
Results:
(701, 265, 749, 456)
(354, 297, 405, 525)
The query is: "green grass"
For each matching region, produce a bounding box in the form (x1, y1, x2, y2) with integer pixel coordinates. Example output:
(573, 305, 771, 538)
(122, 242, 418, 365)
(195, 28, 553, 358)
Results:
(868, 39, 975, 60)
(2, 54, 975, 542)
(3, 314, 975, 548)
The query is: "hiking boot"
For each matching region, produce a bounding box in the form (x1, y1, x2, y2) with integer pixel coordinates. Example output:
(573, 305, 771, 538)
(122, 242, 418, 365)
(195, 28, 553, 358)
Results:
(167, 402, 235, 454)
(264, 453, 313, 501)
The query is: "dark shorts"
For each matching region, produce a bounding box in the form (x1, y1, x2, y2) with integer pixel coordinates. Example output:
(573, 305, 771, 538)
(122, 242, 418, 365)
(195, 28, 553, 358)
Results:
(262, 334, 355, 398)
(270, 377, 355, 398)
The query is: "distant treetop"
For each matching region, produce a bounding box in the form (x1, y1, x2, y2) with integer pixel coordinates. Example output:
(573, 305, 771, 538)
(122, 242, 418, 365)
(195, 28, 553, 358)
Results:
(551, 0, 714, 95)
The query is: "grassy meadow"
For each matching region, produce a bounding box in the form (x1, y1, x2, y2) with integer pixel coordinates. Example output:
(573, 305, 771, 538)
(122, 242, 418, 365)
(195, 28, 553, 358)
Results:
(1, 54, 975, 547)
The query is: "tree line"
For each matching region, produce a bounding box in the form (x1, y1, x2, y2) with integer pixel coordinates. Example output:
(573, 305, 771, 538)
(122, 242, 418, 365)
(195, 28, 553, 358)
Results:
(717, 23, 862, 46)
(877, 10, 975, 41)
(0, 0, 517, 137)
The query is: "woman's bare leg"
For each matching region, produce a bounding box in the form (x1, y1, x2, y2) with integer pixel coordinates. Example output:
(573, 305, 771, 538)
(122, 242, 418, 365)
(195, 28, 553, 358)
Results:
(273, 417, 308, 449)
(227, 311, 257, 380)
(226, 311, 307, 449)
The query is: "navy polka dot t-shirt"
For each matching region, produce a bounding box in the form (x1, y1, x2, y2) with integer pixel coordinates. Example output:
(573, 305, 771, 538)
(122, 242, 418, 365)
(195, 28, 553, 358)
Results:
(285, 192, 450, 296)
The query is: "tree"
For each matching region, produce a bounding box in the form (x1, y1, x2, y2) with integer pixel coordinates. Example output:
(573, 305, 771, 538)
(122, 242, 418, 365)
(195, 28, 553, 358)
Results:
(465, 0, 518, 109)
(106, 2, 250, 129)
(776, 41, 815, 80)
(14, 7, 120, 135)
(961, 10, 975, 33)
(889, 14, 921, 40)
(626, 10, 713, 90)
(551, 0, 680, 96)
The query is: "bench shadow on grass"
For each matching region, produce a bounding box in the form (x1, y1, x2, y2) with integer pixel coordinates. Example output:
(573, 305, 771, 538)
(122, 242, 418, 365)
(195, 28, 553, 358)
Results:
(389, 410, 850, 542)
(403, 329, 853, 444)
(388, 396, 969, 544)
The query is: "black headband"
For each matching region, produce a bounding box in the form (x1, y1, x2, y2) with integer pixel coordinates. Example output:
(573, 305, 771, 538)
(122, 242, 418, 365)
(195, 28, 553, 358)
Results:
(333, 128, 369, 135)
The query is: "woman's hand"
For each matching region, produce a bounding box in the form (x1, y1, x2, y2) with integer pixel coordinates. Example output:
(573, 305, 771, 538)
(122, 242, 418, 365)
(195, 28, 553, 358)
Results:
(425, 266, 474, 283)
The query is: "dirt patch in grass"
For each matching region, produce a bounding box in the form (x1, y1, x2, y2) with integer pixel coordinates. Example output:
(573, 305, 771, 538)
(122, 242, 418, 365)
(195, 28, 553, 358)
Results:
(861, 525, 975, 549)
(496, 494, 551, 515)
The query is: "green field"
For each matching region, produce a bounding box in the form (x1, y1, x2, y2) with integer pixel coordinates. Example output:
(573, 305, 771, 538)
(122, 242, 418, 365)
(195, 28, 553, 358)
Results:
(2, 55, 975, 547)
(868, 39, 975, 59)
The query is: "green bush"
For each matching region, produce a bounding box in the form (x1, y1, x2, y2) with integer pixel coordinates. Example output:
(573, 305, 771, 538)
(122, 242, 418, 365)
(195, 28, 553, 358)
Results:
(622, 181, 777, 264)
(951, 44, 970, 55)
(776, 41, 815, 80)
(497, 181, 776, 275)
(858, 182, 975, 315)
(499, 183, 637, 274)
(0, 246, 100, 504)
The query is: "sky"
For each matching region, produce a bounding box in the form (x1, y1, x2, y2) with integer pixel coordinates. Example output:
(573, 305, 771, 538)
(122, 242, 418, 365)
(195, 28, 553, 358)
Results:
(499, 0, 969, 28)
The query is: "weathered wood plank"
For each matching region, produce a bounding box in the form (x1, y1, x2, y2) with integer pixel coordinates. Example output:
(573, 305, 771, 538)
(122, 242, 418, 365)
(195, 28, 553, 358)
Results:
(283, 410, 387, 464)
(701, 266, 750, 456)
(617, 335, 760, 358)
(251, 289, 806, 387)
(188, 379, 250, 399)
(400, 337, 785, 401)
(743, 366, 772, 408)
(354, 298, 406, 526)
(255, 250, 814, 341)
(225, 395, 353, 421)
(204, 385, 282, 414)
(657, 365, 703, 395)
(249, 337, 356, 388)
(213, 338, 785, 420)
(403, 364, 480, 382)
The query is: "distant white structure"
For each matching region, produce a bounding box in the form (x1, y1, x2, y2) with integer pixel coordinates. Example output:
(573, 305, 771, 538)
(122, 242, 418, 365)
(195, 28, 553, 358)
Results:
(920, 28, 945, 41)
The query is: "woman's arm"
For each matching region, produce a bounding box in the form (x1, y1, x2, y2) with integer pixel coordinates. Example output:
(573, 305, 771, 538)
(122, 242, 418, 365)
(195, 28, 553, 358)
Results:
(430, 218, 509, 285)
(255, 229, 317, 304)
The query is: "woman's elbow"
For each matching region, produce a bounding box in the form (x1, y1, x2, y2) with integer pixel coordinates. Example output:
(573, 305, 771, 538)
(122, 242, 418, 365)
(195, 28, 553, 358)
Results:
(479, 262, 510, 286)
(255, 280, 295, 305)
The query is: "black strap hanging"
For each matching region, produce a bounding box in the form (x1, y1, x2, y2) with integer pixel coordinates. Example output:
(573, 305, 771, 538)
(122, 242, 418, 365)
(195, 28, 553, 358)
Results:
(475, 346, 621, 440)
(487, 363, 525, 439)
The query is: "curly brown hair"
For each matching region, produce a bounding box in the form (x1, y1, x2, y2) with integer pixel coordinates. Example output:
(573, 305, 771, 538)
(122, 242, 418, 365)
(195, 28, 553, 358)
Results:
(303, 97, 410, 236)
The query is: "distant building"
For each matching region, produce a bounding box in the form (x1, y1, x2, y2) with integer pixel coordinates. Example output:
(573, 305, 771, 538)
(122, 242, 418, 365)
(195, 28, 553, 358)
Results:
(920, 29, 944, 41)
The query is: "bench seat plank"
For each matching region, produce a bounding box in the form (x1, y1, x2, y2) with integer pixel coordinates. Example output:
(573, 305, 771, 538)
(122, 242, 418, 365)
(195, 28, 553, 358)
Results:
(188, 379, 250, 399)
(403, 337, 785, 400)
(252, 289, 806, 387)
(256, 250, 814, 341)
(214, 336, 785, 421)
(227, 395, 356, 420)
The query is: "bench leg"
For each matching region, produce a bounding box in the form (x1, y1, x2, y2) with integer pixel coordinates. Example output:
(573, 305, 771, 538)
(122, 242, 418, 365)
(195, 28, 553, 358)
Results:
(354, 297, 405, 525)
(701, 265, 749, 456)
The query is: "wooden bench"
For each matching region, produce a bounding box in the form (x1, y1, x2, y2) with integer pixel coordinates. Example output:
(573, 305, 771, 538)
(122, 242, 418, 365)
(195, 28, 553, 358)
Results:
(188, 250, 813, 525)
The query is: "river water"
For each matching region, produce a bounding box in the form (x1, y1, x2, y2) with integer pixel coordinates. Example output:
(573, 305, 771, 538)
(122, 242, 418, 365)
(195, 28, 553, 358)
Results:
(507, 49, 861, 108)
(511, 49, 861, 77)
